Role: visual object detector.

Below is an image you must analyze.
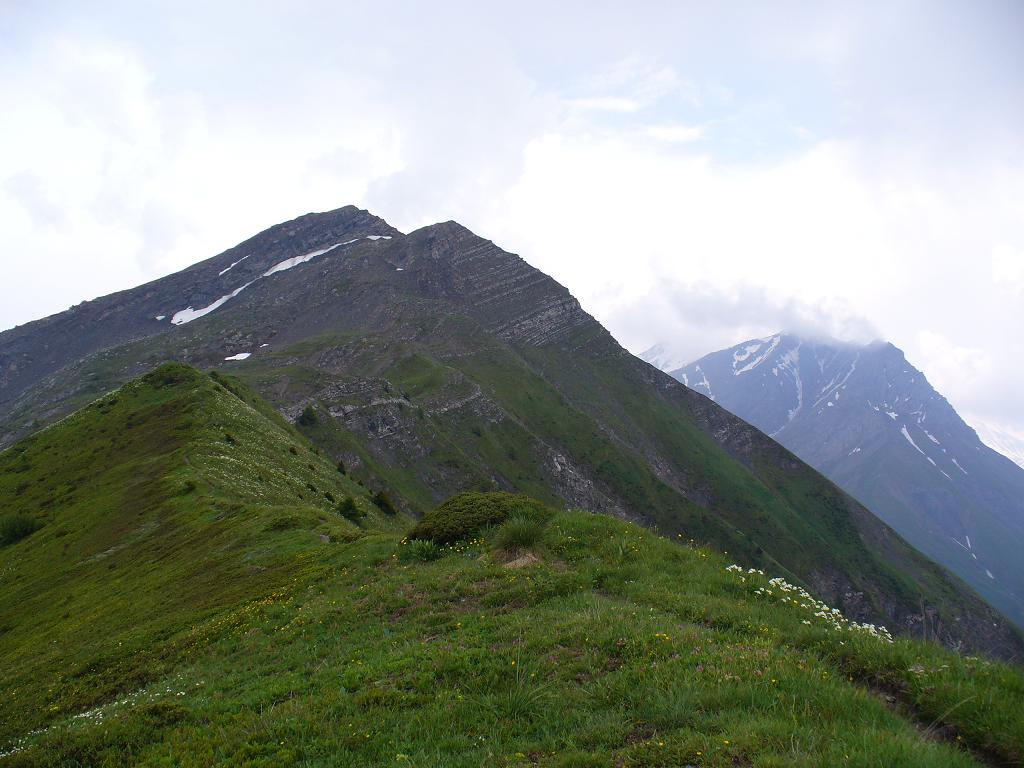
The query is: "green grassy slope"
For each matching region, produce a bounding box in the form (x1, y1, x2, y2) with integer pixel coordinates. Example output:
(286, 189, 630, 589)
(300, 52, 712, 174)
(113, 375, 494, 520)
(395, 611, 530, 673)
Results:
(1, 489, 1022, 766)
(0, 363, 402, 749)
(213, 320, 1020, 657)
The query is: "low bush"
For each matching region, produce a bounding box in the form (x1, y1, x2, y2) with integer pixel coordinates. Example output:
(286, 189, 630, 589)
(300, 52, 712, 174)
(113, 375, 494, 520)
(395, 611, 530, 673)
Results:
(372, 490, 398, 515)
(0, 513, 43, 546)
(338, 497, 365, 524)
(409, 492, 554, 544)
(297, 405, 318, 427)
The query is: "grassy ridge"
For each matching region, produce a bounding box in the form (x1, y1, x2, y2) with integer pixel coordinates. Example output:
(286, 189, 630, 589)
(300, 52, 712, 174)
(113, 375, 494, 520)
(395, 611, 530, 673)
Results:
(1, 504, 1021, 765)
(0, 366, 1021, 766)
(0, 363, 400, 745)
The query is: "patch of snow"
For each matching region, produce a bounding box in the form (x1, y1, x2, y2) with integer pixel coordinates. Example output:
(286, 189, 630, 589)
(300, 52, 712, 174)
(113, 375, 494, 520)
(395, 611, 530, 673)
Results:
(986, 569, 995, 580)
(965, 535, 971, 550)
(733, 335, 781, 375)
(694, 364, 714, 399)
(923, 429, 941, 445)
(154, 315, 165, 321)
(218, 254, 250, 276)
(396, 267, 404, 271)
(901, 425, 936, 465)
(340, 238, 360, 245)
(365, 235, 392, 240)
(259, 343, 269, 348)
(732, 342, 762, 366)
(680, 373, 689, 386)
(849, 447, 861, 455)
(812, 355, 858, 410)
(952, 458, 968, 475)
(777, 344, 803, 427)
(224, 352, 251, 361)
(263, 242, 345, 277)
(827, 402, 834, 407)
(886, 411, 898, 420)
(172, 280, 255, 325)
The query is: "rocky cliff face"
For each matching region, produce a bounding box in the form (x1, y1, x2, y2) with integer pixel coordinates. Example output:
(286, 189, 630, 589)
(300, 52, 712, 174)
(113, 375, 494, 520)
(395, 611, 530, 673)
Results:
(1, 210, 1020, 658)
(674, 333, 1024, 629)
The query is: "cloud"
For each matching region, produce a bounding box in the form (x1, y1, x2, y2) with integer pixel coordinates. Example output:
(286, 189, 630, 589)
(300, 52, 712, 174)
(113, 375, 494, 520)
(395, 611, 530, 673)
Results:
(566, 96, 643, 113)
(644, 124, 705, 144)
(992, 244, 1024, 296)
(0, 1, 1021, 438)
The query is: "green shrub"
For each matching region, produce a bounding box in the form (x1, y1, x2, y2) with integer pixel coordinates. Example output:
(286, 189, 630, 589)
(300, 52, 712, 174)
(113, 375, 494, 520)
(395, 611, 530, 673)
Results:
(372, 490, 398, 515)
(493, 516, 545, 553)
(297, 405, 318, 427)
(338, 497, 365, 524)
(143, 362, 199, 389)
(409, 492, 554, 544)
(0, 513, 43, 546)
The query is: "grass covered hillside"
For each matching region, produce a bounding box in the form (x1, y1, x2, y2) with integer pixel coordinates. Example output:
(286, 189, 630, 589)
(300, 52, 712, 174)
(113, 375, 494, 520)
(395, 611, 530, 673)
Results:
(0, 363, 402, 757)
(0, 370, 1021, 766)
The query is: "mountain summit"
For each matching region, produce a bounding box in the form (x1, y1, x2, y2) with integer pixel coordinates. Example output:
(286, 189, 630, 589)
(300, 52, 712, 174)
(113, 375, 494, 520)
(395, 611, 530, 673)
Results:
(673, 332, 1024, 628)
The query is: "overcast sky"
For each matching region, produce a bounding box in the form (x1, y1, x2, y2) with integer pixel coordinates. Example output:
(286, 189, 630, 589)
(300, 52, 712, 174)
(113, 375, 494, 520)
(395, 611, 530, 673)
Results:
(2, 1, 1022, 436)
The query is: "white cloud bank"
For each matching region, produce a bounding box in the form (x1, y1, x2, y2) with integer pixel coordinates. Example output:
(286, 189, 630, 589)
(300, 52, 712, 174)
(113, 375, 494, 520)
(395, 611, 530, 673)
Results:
(0, 1, 1021, 436)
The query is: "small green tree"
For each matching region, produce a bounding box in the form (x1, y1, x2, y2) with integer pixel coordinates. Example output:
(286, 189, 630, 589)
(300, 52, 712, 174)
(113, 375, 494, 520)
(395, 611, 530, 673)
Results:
(297, 405, 318, 427)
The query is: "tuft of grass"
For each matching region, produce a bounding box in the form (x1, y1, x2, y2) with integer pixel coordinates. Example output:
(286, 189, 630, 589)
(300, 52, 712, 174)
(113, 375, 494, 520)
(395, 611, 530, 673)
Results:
(398, 539, 442, 562)
(493, 516, 545, 553)
(471, 653, 553, 721)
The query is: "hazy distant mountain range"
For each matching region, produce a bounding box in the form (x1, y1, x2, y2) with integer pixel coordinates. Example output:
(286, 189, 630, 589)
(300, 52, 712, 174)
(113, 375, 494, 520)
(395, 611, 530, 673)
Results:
(650, 334, 1024, 628)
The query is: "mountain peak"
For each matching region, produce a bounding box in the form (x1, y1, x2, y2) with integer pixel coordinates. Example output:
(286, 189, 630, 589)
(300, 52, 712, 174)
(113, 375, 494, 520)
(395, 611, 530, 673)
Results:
(674, 333, 1024, 628)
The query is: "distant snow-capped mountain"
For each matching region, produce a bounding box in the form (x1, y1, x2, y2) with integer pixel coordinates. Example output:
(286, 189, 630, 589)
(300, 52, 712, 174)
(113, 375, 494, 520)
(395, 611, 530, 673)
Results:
(639, 342, 689, 374)
(972, 420, 1024, 471)
(671, 332, 1024, 628)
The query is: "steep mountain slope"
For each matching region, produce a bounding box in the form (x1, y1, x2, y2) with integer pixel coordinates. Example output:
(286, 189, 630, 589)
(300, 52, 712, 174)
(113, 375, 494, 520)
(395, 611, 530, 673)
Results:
(0, 363, 402, 746)
(674, 334, 1024, 629)
(0, 208, 1019, 657)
